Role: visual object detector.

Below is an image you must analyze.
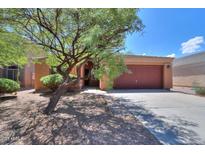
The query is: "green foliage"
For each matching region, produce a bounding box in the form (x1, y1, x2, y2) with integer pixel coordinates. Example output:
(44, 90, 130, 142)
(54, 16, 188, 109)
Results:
(0, 31, 27, 66)
(0, 78, 20, 93)
(0, 30, 44, 67)
(69, 74, 77, 79)
(0, 9, 143, 63)
(1, 9, 144, 84)
(93, 53, 127, 89)
(192, 82, 205, 96)
(193, 87, 205, 96)
(40, 74, 63, 91)
(46, 54, 61, 67)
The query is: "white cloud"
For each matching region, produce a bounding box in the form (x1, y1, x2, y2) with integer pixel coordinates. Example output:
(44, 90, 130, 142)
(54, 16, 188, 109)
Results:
(142, 53, 146, 56)
(181, 36, 204, 54)
(167, 53, 176, 58)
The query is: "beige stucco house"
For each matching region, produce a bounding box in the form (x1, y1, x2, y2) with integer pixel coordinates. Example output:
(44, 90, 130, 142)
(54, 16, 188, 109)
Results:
(33, 55, 174, 91)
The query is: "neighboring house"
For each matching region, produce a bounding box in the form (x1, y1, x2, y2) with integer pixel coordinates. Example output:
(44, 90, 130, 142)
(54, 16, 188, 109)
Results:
(173, 51, 205, 88)
(0, 61, 35, 89)
(0, 65, 20, 82)
(34, 55, 174, 91)
(0, 49, 45, 89)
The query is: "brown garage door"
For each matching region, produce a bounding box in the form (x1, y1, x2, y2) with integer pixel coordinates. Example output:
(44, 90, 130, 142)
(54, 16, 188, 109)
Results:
(114, 65, 163, 89)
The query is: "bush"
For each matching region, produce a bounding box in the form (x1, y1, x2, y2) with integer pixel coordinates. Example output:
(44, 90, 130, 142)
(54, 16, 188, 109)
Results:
(69, 74, 77, 79)
(193, 87, 205, 96)
(40, 74, 63, 91)
(0, 78, 20, 93)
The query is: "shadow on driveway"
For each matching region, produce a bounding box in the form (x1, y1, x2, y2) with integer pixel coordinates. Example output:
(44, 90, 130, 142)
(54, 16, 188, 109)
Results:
(114, 97, 203, 145)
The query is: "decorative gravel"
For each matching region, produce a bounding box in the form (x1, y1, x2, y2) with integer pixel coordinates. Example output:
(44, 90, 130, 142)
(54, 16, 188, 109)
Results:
(0, 90, 160, 145)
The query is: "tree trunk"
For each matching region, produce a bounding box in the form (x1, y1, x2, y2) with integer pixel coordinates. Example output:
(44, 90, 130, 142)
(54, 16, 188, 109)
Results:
(44, 78, 69, 115)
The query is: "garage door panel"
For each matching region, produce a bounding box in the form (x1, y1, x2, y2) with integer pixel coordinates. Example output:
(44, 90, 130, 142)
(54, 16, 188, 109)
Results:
(114, 65, 163, 89)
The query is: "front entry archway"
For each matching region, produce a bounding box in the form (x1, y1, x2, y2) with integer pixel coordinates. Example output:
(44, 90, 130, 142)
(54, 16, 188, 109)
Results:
(84, 61, 99, 87)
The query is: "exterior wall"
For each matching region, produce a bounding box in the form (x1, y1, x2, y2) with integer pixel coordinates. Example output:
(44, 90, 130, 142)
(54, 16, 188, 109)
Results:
(99, 75, 109, 90)
(124, 55, 173, 65)
(173, 75, 205, 88)
(70, 66, 77, 75)
(173, 52, 205, 88)
(79, 64, 85, 89)
(34, 59, 50, 91)
(163, 64, 173, 89)
(23, 62, 35, 88)
(68, 65, 84, 89)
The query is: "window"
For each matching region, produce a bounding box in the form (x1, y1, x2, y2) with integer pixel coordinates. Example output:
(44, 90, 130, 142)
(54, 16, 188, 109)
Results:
(3, 65, 19, 81)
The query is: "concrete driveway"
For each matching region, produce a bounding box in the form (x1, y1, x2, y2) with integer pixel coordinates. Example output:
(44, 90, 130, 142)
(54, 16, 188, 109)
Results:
(107, 89, 205, 145)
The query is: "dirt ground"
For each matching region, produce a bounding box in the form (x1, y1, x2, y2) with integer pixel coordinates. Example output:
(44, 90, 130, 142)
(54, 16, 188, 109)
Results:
(0, 90, 160, 145)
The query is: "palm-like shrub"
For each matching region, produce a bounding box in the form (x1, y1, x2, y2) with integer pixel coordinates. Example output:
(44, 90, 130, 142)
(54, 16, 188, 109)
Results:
(0, 78, 20, 93)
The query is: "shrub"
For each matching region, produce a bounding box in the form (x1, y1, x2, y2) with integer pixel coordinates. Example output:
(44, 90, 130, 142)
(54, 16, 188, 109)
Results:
(0, 78, 20, 93)
(69, 74, 77, 79)
(40, 74, 63, 91)
(193, 87, 205, 96)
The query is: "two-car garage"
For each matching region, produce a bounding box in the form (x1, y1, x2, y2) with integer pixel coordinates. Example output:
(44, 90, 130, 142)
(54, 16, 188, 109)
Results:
(114, 65, 163, 89)
(105, 55, 174, 90)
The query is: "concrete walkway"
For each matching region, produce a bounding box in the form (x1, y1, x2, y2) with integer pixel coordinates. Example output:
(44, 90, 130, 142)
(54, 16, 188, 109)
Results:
(106, 89, 205, 145)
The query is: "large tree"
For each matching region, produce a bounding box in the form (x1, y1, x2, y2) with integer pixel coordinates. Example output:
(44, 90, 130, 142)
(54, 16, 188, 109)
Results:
(1, 8, 144, 114)
(0, 30, 27, 66)
(0, 29, 44, 67)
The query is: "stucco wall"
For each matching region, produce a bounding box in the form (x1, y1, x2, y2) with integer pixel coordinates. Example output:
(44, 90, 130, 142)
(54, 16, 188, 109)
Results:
(99, 75, 109, 90)
(163, 64, 173, 89)
(34, 59, 50, 91)
(173, 75, 205, 88)
(173, 52, 205, 88)
(173, 62, 205, 88)
(23, 62, 35, 88)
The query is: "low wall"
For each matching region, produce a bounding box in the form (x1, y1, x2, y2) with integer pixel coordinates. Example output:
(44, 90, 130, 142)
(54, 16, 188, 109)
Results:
(34, 60, 50, 91)
(173, 61, 205, 88)
(173, 75, 205, 88)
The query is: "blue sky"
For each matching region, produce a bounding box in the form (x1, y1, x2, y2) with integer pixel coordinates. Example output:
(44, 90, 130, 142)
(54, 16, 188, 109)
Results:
(125, 8, 205, 58)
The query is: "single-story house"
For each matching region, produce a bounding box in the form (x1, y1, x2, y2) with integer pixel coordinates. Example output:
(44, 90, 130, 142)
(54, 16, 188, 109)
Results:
(34, 55, 174, 91)
(173, 51, 205, 88)
(1, 55, 173, 91)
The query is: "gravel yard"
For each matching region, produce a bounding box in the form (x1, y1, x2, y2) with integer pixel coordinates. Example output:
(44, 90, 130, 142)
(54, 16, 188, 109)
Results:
(0, 90, 160, 145)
